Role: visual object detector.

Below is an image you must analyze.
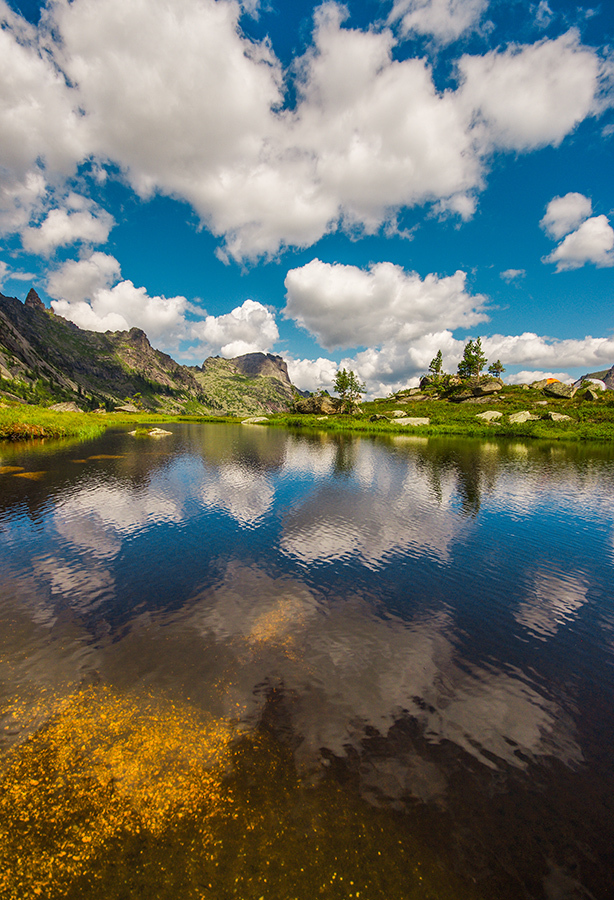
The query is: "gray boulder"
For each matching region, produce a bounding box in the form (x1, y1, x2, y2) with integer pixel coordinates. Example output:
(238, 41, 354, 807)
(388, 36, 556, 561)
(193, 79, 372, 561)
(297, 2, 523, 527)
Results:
(49, 401, 81, 412)
(476, 410, 502, 422)
(543, 381, 576, 399)
(395, 417, 430, 426)
(294, 394, 337, 415)
(509, 411, 539, 424)
(543, 412, 571, 422)
(472, 378, 504, 396)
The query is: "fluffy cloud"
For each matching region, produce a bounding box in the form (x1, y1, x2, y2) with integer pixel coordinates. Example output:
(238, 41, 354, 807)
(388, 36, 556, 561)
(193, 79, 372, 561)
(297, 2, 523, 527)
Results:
(540, 192, 614, 271)
(0, 1, 606, 261)
(0, 260, 8, 290)
(457, 31, 600, 152)
(286, 357, 340, 394)
(500, 268, 525, 282)
(389, 0, 489, 43)
(505, 370, 574, 385)
(51, 278, 189, 343)
(540, 191, 593, 240)
(544, 215, 614, 271)
(484, 332, 614, 369)
(0, 170, 47, 235)
(189, 299, 279, 358)
(284, 258, 488, 351)
(46, 252, 121, 303)
(21, 195, 114, 255)
(0, 2, 84, 179)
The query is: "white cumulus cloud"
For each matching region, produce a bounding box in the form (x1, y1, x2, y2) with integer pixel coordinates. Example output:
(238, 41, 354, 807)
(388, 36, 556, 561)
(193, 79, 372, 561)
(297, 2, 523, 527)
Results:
(189, 299, 279, 359)
(284, 258, 488, 351)
(540, 192, 593, 239)
(389, 0, 489, 44)
(46, 252, 122, 303)
(0, 2, 609, 261)
(544, 215, 614, 271)
(21, 195, 114, 255)
(457, 30, 600, 151)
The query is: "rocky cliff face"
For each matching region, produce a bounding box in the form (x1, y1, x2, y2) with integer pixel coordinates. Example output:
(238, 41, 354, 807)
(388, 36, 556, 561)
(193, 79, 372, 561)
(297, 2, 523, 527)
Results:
(0, 290, 299, 415)
(191, 353, 296, 416)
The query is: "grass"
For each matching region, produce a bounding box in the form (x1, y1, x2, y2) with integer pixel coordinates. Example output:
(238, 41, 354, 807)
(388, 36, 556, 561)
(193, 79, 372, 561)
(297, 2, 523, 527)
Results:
(261, 385, 614, 443)
(2, 385, 614, 445)
(0, 402, 175, 442)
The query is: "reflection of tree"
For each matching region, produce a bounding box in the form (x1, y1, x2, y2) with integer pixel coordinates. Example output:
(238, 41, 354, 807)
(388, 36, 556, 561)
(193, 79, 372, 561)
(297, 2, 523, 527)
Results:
(414, 439, 502, 517)
(332, 435, 357, 477)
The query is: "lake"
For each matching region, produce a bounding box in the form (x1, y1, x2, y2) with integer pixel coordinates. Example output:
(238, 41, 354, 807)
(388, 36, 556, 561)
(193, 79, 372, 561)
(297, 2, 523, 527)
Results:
(1, 423, 613, 900)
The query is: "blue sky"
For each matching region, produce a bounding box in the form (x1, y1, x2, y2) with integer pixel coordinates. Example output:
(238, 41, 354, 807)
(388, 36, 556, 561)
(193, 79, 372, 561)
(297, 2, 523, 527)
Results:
(1, 0, 613, 395)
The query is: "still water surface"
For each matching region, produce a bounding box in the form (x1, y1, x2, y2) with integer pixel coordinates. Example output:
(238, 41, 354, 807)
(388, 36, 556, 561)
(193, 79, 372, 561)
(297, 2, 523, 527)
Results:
(1, 424, 613, 899)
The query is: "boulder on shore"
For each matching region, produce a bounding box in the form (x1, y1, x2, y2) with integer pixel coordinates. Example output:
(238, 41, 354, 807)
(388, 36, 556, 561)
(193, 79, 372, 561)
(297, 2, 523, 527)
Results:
(476, 410, 502, 422)
(395, 417, 430, 426)
(543, 382, 576, 399)
(49, 401, 81, 412)
(472, 378, 504, 397)
(294, 395, 337, 415)
(509, 411, 539, 424)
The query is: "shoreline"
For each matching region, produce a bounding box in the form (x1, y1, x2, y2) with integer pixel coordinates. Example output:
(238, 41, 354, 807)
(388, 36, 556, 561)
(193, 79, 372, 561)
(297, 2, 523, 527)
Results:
(2, 385, 614, 445)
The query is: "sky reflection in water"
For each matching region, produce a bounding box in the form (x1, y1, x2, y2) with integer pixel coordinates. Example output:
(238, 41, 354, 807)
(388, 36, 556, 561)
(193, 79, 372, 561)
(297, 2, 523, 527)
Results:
(1, 424, 613, 899)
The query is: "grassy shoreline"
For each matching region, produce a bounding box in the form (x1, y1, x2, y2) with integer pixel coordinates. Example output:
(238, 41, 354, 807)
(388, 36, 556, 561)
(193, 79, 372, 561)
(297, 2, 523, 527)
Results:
(2, 385, 614, 445)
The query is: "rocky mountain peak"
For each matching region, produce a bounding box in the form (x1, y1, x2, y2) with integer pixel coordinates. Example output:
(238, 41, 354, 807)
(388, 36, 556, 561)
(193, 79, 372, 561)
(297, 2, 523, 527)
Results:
(25, 288, 45, 312)
(227, 352, 291, 384)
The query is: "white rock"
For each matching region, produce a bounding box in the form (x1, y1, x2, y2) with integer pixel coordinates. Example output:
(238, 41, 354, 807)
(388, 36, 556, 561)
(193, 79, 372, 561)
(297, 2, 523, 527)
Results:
(476, 411, 502, 422)
(509, 411, 539, 424)
(395, 417, 430, 426)
(241, 416, 269, 424)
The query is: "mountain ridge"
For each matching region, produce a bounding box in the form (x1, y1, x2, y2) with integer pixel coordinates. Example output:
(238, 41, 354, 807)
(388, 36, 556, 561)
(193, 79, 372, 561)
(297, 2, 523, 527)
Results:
(0, 289, 298, 415)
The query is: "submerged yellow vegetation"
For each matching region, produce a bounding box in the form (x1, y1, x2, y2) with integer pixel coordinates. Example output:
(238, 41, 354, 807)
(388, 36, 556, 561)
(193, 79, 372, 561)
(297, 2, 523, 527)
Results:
(0, 685, 481, 900)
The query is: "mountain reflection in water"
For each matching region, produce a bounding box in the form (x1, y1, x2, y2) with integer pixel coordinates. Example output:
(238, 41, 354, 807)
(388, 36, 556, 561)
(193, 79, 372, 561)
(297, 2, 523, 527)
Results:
(1, 424, 613, 899)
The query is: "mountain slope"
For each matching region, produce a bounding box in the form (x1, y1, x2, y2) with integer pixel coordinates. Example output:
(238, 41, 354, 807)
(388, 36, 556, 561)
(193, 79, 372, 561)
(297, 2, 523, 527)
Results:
(0, 289, 298, 415)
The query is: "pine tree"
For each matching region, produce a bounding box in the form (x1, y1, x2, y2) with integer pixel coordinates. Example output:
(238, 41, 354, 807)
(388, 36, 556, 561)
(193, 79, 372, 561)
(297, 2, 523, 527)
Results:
(458, 337, 487, 379)
(333, 368, 366, 412)
(488, 359, 505, 378)
(428, 350, 443, 377)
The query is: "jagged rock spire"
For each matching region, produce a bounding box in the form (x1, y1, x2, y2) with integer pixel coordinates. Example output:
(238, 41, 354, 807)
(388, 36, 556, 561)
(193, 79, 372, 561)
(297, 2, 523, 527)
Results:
(25, 288, 45, 311)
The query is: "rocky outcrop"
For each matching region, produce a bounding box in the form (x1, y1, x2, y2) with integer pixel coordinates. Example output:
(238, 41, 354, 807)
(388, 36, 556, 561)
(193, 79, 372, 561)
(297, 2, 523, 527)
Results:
(293, 394, 337, 415)
(472, 378, 504, 396)
(25, 288, 45, 312)
(229, 352, 291, 384)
